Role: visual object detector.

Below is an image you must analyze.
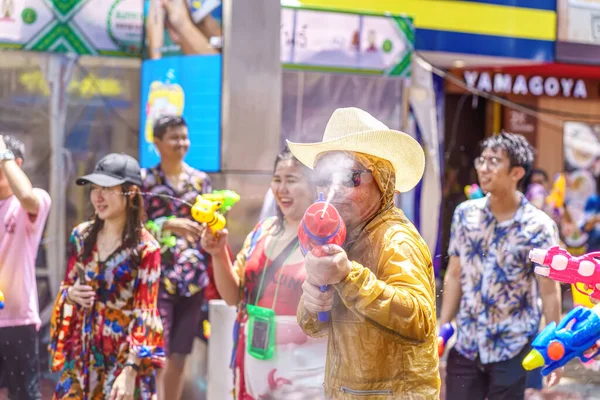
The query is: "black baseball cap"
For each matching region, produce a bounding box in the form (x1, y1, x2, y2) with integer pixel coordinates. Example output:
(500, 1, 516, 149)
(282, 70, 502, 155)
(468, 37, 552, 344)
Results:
(76, 153, 142, 187)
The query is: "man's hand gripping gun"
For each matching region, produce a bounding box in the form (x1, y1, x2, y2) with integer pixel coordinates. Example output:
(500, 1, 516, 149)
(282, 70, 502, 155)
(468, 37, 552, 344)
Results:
(523, 304, 600, 375)
(298, 193, 347, 323)
(529, 246, 600, 300)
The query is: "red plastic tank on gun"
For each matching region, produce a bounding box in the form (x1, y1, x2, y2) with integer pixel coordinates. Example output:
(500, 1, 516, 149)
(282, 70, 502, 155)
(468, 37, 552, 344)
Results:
(298, 193, 347, 322)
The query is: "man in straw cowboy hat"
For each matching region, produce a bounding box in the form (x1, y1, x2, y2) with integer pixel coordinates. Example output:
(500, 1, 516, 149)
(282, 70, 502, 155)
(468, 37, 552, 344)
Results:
(287, 107, 439, 399)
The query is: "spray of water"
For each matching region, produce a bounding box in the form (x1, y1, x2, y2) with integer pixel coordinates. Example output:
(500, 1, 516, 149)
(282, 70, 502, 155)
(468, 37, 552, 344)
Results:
(121, 191, 195, 208)
(321, 178, 342, 219)
(317, 153, 352, 219)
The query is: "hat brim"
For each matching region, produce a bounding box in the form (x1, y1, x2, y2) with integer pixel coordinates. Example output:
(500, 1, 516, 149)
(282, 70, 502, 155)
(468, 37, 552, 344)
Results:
(287, 129, 425, 193)
(76, 173, 127, 187)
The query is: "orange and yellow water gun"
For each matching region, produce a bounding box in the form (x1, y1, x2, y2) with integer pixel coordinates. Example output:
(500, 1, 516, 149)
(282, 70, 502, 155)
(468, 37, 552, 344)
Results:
(546, 173, 566, 210)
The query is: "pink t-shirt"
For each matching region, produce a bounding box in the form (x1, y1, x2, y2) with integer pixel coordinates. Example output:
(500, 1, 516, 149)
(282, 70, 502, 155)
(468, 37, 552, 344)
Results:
(0, 189, 51, 330)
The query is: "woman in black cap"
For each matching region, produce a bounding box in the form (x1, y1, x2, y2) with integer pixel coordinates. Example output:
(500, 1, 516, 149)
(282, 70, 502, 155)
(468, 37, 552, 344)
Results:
(48, 153, 165, 400)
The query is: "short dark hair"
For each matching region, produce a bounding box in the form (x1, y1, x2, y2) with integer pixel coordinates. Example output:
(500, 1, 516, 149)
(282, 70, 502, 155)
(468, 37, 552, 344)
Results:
(480, 131, 534, 175)
(3, 135, 25, 161)
(153, 116, 187, 140)
(521, 168, 549, 192)
(530, 168, 549, 182)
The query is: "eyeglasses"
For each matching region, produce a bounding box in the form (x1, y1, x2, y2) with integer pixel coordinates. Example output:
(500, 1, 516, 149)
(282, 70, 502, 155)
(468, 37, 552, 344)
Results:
(315, 170, 369, 188)
(474, 156, 503, 170)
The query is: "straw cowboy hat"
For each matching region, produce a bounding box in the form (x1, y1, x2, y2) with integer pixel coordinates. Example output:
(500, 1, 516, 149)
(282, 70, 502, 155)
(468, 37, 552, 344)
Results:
(286, 107, 425, 192)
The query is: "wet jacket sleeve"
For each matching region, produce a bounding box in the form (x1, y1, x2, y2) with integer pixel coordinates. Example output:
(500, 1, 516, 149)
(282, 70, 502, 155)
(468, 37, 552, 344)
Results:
(297, 295, 330, 338)
(333, 231, 436, 342)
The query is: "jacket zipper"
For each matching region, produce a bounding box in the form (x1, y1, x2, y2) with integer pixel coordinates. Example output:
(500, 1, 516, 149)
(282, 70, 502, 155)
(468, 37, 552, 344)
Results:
(340, 386, 393, 396)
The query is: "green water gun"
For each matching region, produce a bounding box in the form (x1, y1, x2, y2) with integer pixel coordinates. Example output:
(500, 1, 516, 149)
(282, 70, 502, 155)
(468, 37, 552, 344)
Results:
(146, 217, 177, 249)
(202, 190, 241, 214)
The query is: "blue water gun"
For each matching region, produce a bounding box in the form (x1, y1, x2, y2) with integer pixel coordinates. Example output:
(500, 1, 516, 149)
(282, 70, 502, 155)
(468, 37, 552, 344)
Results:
(522, 304, 600, 375)
(438, 323, 455, 357)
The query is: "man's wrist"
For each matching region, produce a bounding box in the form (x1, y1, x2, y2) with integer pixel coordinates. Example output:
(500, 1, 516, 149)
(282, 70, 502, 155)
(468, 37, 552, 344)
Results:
(123, 362, 139, 376)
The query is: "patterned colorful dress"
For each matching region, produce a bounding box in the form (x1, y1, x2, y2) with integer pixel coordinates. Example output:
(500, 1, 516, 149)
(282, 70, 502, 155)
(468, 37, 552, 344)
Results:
(49, 222, 165, 400)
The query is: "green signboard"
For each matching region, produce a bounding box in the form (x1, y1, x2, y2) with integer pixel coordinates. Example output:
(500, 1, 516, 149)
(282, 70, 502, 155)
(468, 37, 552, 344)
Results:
(0, 0, 143, 57)
(281, 4, 414, 77)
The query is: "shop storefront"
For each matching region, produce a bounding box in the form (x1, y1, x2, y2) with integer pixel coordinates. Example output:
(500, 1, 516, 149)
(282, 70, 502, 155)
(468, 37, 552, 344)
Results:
(446, 64, 600, 180)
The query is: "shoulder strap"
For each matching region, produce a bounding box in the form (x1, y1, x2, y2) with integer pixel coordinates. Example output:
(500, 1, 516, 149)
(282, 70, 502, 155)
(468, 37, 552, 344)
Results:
(251, 237, 300, 304)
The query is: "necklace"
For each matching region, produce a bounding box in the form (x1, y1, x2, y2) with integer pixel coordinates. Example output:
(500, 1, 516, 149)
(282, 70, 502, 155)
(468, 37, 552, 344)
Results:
(98, 231, 122, 258)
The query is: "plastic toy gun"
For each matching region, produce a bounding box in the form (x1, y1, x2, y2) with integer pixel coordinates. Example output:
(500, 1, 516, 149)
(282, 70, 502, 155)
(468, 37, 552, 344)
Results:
(464, 184, 484, 200)
(298, 192, 347, 322)
(146, 219, 177, 250)
(191, 195, 226, 232)
(0, 290, 5, 309)
(438, 323, 455, 357)
(202, 190, 240, 214)
(523, 304, 600, 375)
(546, 173, 566, 217)
(530, 246, 600, 300)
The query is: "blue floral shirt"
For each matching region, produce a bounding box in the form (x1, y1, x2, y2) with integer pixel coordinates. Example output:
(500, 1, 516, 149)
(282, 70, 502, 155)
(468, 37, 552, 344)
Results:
(448, 195, 559, 364)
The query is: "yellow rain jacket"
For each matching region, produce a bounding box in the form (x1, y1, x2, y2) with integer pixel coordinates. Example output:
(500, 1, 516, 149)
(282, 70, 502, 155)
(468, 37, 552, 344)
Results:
(297, 153, 440, 399)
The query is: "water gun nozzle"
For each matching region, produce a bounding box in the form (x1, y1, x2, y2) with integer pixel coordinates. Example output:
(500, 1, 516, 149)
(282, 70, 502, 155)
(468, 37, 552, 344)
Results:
(523, 349, 546, 371)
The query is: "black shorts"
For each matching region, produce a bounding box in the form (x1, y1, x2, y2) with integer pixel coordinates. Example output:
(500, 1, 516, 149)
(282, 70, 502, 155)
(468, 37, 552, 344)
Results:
(0, 324, 41, 400)
(158, 284, 208, 356)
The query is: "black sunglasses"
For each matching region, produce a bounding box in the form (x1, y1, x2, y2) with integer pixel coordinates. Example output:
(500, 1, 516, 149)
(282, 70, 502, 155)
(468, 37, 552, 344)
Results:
(315, 170, 369, 188)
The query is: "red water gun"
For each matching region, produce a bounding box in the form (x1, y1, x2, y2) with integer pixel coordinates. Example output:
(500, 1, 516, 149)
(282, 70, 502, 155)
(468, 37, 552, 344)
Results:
(530, 246, 600, 300)
(298, 193, 347, 322)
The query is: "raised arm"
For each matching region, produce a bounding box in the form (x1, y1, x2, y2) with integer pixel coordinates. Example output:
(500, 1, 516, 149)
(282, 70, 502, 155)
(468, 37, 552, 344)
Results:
(0, 136, 40, 215)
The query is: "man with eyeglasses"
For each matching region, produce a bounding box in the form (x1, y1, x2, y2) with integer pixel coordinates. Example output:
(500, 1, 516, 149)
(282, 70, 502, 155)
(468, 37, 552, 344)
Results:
(287, 108, 440, 399)
(439, 132, 563, 400)
(141, 116, 218, 400)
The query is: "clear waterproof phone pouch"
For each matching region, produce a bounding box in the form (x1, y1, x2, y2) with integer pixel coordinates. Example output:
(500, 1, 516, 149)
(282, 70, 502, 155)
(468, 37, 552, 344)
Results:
(246, 304, 276, 360)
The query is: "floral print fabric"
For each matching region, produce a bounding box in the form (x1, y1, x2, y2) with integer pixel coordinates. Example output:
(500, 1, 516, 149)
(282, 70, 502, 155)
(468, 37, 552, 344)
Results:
(49, 222, 165, 400)
(448, 195, 559, 364)
(141, 163, 212, 297)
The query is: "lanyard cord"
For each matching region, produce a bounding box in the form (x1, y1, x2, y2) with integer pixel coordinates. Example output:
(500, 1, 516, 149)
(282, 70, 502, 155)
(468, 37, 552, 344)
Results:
(254, 232, 300, 309)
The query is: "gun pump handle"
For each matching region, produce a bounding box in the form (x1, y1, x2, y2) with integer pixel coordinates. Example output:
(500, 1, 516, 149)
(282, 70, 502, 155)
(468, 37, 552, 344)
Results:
(318, 285, 329, 322)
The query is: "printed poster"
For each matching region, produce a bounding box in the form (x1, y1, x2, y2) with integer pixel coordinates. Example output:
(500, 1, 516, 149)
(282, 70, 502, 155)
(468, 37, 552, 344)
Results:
(139, 54, 222, 172)
(0, 0, 144, 57)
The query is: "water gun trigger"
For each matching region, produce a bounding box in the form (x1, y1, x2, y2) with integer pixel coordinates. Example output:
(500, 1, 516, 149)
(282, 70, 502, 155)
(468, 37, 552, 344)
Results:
(557, 307, 588, 331)
(574, 282, 595, 298)
(580, 344, 600, 363)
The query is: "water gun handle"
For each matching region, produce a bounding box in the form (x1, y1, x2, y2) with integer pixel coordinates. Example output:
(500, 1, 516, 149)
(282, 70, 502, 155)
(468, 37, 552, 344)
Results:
(438, 323, 455, 357)
(318, 285, 329, 322)
(312, 246, 330, 322)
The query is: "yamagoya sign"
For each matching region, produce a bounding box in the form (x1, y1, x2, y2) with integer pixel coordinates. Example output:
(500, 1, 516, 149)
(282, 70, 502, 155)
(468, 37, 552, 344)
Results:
(448, 71, 591, 99)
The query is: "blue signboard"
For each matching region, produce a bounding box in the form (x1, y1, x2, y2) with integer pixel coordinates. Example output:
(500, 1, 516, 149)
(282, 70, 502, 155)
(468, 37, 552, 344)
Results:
(139, 54, 221, 172)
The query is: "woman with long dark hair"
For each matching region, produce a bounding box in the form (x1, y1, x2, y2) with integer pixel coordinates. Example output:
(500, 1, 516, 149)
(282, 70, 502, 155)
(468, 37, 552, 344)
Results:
(49, 154, 164, 400)
(201, 147, 326, 400)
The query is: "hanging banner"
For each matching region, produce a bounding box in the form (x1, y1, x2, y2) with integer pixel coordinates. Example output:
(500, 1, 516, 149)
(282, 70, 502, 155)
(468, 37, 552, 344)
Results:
(281, 5, 414, 77)
(557, 0, 600, 64)
(0, 0, 143, 57)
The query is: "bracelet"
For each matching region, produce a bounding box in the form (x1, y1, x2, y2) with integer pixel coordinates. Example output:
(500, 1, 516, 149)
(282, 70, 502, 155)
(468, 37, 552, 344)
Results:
(124, 362, 139, 372)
